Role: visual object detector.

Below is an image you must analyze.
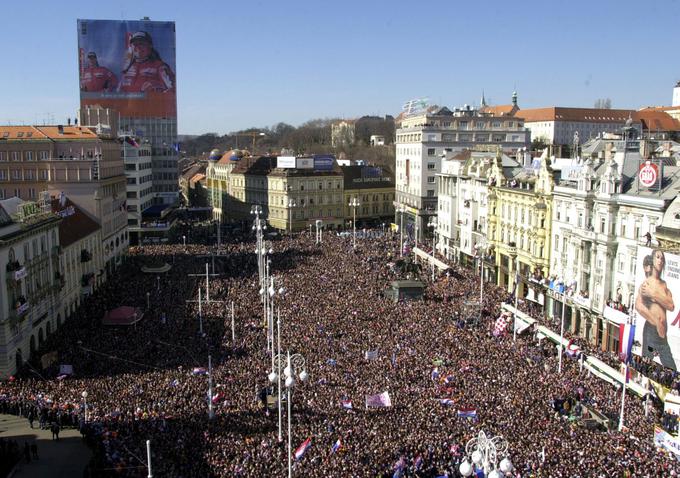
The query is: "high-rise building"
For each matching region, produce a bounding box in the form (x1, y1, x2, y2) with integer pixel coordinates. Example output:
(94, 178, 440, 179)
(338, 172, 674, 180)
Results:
(77, 19, 179, 210)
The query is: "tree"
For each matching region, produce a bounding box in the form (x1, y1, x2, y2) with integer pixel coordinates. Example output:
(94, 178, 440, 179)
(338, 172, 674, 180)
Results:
(594, 98, 612, 109)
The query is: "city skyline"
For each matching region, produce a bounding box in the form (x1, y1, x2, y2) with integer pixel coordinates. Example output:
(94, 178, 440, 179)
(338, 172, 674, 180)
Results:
(1, 0, 679, 135)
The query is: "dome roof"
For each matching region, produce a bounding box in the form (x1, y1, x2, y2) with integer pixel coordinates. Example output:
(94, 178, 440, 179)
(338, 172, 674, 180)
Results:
(208, 149, 222, 161)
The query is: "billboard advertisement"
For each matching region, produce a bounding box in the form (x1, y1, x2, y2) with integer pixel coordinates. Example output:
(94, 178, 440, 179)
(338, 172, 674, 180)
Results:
(296, 157, 313, 169)
(633, 246, 680, 370)
(78, 19, 176, 118)
(313, 154, 335, 171)
(277, 156, 296, 169)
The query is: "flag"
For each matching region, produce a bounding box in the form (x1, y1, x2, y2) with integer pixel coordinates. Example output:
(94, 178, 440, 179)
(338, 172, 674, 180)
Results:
(125, 136, 139, 147)
(169, 379, 180, 387)
(366, 391, 392, 408)
(391, 352, 397, 368)
(444, 375, 454, 385)
(566, 340, 580, 358)
(331, 438, 341, 454)
(56, 374, 68, 381)
(192, 367, 207, 375)
(341, 399, 353, 410)
(211, 392, 223, 404)
(294, 437, 312, 460)
(393, 456, 405, 478)
(365, 350, 379, 360)
(439, 399, 455, 406)
(619, 323, 636, 363)
(431, 368, 440, 381)
(414, 455, 423, 470)
(457, 408, 477, 419)
(475, 467, 485, 478)
(326, 358, 337, 366)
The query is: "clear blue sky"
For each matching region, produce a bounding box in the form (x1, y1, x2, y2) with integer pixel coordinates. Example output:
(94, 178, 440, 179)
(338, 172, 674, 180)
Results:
(1, 0, 678, 135)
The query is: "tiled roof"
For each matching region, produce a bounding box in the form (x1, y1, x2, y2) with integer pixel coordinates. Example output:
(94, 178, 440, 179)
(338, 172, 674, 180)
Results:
(633, 109, 680, 132)
(519, 107, 636, 123)
(480, 105, 517, 116)
(0, 125, 99, 140)
(50, 196, 100, 248)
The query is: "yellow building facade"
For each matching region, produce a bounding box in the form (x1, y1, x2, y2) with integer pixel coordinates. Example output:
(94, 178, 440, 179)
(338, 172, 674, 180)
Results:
(488, 157, 553, 296)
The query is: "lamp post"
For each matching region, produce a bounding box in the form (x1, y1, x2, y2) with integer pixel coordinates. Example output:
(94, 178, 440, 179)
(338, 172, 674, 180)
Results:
(397, 204, 406, 257)
(427, 217, 438, 281)
(268, 311, 284, 442)
(285, 352, 308, 478)
(475, 238, 489, 320)
(349, 197, 360, 249)
(251, 205, 266, 298)
(207, 355, 215, 420)
(558, 290, 567, 374)
(146, 440, 153, 478)
(287, 199, 297, 234)
(81, 390, 88, 423)
(508, 245, 518, 341)
(315, 220, 323, 245)
(182, 235, 186, 247)
(459, 430, 513, 478)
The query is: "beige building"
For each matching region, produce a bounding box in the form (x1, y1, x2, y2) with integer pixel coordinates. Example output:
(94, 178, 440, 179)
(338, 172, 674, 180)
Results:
(207, 152, 345, 231)
(0, 124, 128, 275)
(342, 165, 395, 225)
(0, 197, 62, 378)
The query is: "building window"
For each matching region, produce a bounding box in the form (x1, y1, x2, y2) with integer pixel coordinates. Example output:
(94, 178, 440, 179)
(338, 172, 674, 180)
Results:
(12, 170, 21, 180)
(25, 151, 33, 161)
(427, 148, 436, 156)
(427, 177, 435, 183)
(11, 152, 20, 161)
(39, 151, 48, 160)
(0, 152, 6, 161)
(600, 217, 606, 234)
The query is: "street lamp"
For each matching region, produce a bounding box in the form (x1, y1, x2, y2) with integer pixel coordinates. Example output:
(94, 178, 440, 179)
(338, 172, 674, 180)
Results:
(427, 217, 438, 281)
(349, 198, 360, 249)
(182, 235, 186, 247)
(81, 390, 88, 423)
(459, 430, 513, 478)
(315, 219, 323, 245)
(475, 239, 489, 320)
(396, 204, 406, 257)
(287, 199, 297, 234)
(251, 205, 266, 299)
(508, 244, 519, 341)
(558, 288, 568, 374)
(284, 352, 308, 478)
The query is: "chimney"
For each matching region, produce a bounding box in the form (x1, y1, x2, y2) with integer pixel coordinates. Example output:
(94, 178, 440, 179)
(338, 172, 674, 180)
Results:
(57, 125, 64, 135)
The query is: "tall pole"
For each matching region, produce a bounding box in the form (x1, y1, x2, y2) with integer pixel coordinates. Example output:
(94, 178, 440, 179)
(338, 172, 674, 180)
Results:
(558, 292, 566, 374)
(619, 361, 629, 431)
(208, 355, 214, 419)
(231, 301, 235, 342)
(479, 253, 484, 316)
(217, 220, 221, 248)
(399, 208, 404, 257)
(277, 310, 282, 442)
(146, 440, 152, 478)
(198, 287, 203, 335)
(513, 255, 519, 342)
(205, 263, 210, 303)
(287, 352, 292, 478)
(270, 279, 275, 375)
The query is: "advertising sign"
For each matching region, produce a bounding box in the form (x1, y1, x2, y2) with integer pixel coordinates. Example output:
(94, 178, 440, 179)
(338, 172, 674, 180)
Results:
(633, 246, 680, 370)
(313, 154, 335, 171)
(638, 160, 661, 189)
(654, 426, 680, 457)
(277, 156, 296, 169)
(78, 19, 176, 118)
(296, 157, 313, 169)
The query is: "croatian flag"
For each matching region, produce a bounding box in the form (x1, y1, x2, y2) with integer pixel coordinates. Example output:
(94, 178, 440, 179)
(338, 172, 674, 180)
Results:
(457, 408, 477, 419)
(444, 375, 454, 385)
(414, 455, 423, 470)
(124, 136, 139, 147)
(366, 391, 392, 408)
(192, 367, 207, 375)
(393, 457, 405, 478)
(211, 392, 223, 404)
(439, 399, 455, 406)
(294, 437, 312, 460)
(341, 400, 353, 410)
(331, 438, 341, 454)
(431, 368, 440, 381)
(618, 323, 636, 363)
(565, 340, 580, 358)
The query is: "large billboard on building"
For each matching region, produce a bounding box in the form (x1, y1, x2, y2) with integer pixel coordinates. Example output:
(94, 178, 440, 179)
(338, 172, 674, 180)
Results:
(77, 19, 176, 118)
(633, 246, 680, 370)
(313, 154, 335, 171)
(277, 156, 296, 169)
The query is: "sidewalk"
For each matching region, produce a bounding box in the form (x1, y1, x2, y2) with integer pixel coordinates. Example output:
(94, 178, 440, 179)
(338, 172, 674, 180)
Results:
(0, 414, 91, 478)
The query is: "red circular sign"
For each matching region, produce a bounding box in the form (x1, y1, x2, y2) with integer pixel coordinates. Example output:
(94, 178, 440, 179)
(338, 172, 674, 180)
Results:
(639, 161, 658, 188)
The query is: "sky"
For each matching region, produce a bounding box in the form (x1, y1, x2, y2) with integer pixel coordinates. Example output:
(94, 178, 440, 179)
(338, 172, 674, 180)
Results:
(1, 0, 679, 135)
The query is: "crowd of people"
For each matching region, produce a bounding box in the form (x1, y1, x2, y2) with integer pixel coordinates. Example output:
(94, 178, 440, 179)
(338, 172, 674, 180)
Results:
(0, 228, 678, 477)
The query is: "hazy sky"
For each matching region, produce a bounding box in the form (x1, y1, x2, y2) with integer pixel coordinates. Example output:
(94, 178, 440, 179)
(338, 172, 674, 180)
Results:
(1, 0, 678, 135)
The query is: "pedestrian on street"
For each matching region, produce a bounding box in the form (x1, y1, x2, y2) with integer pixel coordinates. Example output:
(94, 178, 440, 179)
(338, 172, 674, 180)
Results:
(51, 422, 60, 441)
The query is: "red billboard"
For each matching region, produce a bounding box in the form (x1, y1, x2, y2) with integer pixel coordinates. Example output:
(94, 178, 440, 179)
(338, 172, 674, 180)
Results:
(77, 19, 176, 118)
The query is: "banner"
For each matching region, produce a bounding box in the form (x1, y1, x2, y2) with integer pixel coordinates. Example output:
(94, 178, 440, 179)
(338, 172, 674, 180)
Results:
(59, 364, 74, 375)
(366, 391, 392, 408)
(654, 426, 680, 457)
(633, 247, 680, 370)
(78, 19, 176, 118)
